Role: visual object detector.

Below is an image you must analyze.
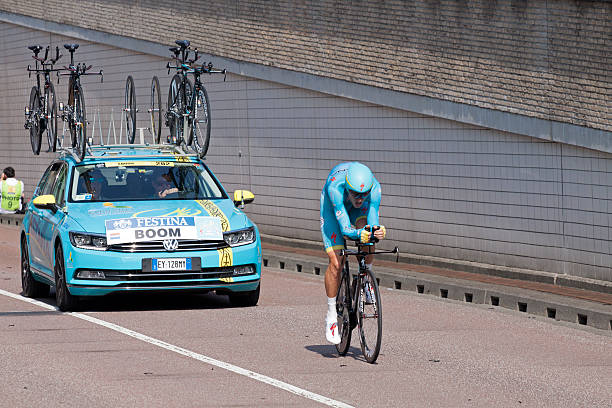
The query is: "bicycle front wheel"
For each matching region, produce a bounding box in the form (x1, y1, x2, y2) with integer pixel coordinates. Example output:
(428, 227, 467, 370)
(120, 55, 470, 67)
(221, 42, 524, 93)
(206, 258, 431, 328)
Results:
(335, 270, 352, 356)
(73, 84, 87, 161)
(28, 86, 42, 155)
(125, 75, 136, 144)
(357, 268, 382, 363)
(46, 81, 58, 152)
(150, 76, 162, 144)
(192, 88, 211, 158)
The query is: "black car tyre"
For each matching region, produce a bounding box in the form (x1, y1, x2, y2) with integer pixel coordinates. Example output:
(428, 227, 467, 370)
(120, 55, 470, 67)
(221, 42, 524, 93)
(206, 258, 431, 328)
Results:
(228, 284, 260, 307)
(54, 244, 78, 311)
(21, 235, 49, 298)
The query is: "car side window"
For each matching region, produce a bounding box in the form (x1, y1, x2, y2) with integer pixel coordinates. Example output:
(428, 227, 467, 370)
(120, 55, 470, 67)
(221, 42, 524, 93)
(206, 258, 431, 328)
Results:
(34, 164, 55, 198)
(50, 164, 68, 207)
(40, 163, 63, 197)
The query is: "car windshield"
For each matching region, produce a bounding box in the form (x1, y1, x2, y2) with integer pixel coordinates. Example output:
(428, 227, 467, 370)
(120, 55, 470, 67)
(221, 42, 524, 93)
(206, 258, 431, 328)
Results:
(69, 161, 225, 202)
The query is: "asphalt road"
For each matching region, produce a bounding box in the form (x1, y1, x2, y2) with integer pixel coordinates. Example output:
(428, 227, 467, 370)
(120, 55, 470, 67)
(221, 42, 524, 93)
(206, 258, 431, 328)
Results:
(1, 224, 611, 407)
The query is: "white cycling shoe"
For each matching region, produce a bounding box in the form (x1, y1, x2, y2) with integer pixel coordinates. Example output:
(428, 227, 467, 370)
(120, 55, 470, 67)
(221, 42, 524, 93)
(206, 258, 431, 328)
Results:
(326, 319, 341, 344)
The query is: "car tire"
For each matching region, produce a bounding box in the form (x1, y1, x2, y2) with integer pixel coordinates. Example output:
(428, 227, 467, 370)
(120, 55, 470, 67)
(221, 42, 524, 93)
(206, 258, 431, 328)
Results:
(54, 244, 78, 312)
(228, 284, 260, 307)
(21, 235, 49, 298)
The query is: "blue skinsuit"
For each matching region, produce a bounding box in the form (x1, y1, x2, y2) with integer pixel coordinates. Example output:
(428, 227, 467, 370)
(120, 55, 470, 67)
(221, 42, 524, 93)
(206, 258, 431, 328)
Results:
(320, 162, 381, 252)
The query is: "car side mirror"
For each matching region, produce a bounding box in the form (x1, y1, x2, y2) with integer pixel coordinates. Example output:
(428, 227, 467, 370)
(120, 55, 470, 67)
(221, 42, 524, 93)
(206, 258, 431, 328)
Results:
(233, 190, 254, 207)
(32, 194, 57, 211)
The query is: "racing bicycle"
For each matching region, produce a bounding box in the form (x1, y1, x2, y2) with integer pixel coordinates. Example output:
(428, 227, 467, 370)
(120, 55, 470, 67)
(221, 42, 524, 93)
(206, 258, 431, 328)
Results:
(25, 45, 62, 154)
(336, 226, 399, 363)
(57, 44, 103, 161)
(166, 40, 225, 157)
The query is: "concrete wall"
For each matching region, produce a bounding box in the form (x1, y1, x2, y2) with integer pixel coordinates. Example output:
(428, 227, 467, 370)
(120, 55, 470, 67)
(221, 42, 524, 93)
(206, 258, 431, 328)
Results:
(0, 20, 610, 283)
(1, 0, 610, 135)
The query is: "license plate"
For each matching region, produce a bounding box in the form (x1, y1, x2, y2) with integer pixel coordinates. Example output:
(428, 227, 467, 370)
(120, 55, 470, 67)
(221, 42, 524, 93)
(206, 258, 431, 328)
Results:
(152, 257, 191, 271)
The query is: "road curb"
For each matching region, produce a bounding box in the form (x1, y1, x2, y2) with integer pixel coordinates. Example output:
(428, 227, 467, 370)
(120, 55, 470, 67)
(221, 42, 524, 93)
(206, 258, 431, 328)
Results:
(262, 250, 612, 332)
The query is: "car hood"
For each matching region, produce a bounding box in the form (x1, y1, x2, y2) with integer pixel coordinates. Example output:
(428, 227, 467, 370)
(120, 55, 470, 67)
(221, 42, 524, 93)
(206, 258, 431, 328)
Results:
(66, 199, 250, 234)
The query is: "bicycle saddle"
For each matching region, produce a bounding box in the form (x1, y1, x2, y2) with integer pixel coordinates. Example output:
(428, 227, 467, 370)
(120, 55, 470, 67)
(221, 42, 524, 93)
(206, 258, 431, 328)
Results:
(175, 40, 190, 49)
(64, 44, 79, 51)
(28, 45, 43, 53)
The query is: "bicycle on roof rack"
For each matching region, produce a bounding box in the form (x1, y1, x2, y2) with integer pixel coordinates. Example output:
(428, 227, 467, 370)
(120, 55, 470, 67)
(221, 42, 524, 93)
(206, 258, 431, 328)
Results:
(165, 39, 226, 158)
(25, 45, 63, 155)
(57, 43, 103, 162)
(336, 226, 399, 364)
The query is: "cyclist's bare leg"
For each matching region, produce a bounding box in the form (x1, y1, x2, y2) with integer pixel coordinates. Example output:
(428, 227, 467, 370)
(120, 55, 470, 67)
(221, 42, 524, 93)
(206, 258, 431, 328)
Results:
(324, 249, 344, 298)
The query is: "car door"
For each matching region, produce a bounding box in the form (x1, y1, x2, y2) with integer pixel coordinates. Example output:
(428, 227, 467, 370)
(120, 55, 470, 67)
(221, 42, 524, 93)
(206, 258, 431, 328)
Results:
(38, 163, 69, 274)
(29, 162, 63, 276)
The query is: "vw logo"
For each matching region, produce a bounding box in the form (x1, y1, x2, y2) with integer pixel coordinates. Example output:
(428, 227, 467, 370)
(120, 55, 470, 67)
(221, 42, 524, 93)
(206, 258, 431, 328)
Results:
(163, 239, 179, 252)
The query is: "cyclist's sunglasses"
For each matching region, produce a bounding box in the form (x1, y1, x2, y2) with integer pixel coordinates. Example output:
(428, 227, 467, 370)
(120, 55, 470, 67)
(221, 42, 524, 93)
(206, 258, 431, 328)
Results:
(349, 190, 370, 199)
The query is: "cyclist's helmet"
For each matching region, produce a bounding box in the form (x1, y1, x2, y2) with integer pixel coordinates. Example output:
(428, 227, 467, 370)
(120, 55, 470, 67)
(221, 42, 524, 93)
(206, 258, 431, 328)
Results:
(345, 162, 374, 194)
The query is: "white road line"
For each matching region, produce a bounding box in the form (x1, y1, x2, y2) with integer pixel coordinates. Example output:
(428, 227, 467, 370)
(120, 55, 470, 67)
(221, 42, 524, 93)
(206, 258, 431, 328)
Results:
(0, 288, 353, 408)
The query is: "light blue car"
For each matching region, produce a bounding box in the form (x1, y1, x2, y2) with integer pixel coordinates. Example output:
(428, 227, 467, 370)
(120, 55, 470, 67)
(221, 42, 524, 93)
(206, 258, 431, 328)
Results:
(20, 145, 261, 311)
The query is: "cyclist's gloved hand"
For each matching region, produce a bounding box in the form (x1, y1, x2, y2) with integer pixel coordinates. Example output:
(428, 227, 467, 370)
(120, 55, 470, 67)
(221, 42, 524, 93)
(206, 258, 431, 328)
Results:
(359, 228, 371, 243)
(376, 225, 386, 240)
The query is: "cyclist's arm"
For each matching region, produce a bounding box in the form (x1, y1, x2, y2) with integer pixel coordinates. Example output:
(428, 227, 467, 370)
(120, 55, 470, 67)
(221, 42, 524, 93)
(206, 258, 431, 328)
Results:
(366, 179, 381, 226)
(328, 185, 361, 240)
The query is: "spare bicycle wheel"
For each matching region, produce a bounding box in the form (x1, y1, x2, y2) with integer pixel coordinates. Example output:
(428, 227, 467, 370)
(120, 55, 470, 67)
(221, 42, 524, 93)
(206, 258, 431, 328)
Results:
(73, 83, 87, 161)
(150, 76, 162, 144)
(46, 81, 58, 152)
(125, 75, 136, 144)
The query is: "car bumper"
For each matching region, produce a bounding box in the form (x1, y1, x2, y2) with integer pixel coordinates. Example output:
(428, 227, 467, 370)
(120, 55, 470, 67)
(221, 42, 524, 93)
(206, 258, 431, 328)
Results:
(64, 242, 262, 296)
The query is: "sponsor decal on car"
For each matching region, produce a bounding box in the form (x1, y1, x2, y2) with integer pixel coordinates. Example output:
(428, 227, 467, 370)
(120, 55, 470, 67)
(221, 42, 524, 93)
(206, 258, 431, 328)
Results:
(104, 216, 222, 244)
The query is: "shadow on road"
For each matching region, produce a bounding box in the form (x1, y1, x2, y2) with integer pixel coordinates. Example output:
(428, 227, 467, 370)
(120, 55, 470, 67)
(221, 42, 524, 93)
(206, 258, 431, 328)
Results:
(27, 290, 236, 312)
(304, 344, 366, 362)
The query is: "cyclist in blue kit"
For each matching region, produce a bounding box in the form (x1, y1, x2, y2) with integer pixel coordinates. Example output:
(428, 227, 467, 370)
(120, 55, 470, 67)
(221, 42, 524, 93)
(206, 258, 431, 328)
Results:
(320, 162, 386, 344)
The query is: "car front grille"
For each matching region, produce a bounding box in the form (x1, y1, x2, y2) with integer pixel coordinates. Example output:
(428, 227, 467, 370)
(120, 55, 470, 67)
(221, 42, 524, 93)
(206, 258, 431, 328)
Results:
(107, 239, 228, 252)
(75, 265, 257, 282)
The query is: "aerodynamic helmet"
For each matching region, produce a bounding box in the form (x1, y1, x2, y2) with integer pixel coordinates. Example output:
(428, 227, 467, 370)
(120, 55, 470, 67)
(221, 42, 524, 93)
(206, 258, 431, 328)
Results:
(345, 162, 374, 194)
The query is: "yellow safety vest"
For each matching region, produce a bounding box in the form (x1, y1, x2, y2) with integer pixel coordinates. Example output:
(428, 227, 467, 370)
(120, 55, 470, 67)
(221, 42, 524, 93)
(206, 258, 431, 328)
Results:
(1, 180, 22, 211)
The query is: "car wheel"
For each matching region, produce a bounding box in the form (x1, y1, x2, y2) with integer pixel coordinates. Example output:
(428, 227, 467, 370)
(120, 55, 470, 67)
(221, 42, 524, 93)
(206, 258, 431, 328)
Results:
(54, 244, 78, 312)
(21, 235, 49, 298)
(228, 284, 260, 307)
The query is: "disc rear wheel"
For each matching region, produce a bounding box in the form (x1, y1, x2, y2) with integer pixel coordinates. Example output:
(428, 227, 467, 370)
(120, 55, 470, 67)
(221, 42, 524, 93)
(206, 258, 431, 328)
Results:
(192, 88, 211, 158)
(73, 84, 87, 161)
(335, 271, 352, 355)
(150, 76, 162, 143)
(357, 269, 382, 363)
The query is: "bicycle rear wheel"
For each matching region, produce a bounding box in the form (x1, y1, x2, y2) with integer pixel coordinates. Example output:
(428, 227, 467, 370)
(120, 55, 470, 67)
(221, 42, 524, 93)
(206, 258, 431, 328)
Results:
(335, 270, 352, 355)
(73, 83, 87, 161)
(357, 268, 382, 363)
(46, 81, 58, 152)
(28, 86, 42, 155)
(192, 87, 211, 158)
(150, 76, 162, 144)
(167, 74, 182, 144)
(125, 75, 136, 144)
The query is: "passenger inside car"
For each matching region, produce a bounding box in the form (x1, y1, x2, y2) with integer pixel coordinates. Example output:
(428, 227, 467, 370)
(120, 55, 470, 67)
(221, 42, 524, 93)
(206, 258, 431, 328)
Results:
(153, 172, 179, 198)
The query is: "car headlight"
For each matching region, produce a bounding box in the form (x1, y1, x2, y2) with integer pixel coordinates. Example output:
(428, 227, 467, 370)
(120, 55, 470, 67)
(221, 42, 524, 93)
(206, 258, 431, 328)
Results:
(69, 232, 108, 251)
(223, 227, 255, 247)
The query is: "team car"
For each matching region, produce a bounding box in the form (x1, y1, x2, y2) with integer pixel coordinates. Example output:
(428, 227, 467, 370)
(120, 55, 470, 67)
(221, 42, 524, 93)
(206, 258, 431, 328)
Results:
(20, 145, 261, 311)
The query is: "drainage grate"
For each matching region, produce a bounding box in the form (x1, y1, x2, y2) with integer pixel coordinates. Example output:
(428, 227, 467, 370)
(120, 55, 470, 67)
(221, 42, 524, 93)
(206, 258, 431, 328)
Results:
(314, 267, 320, 275)
(578, 314, 588, 325)
(518, 302, 527, 312)
(296, 264, 302, 272)
(263, 259, 268, 267)
(464, 293, 473, 303)
(394, 281, 402, 290)
(440, 289, 448, 298)
(416, 284, 424, 294)
(490, 296, 499, 306)
(547, 308, 556, 319)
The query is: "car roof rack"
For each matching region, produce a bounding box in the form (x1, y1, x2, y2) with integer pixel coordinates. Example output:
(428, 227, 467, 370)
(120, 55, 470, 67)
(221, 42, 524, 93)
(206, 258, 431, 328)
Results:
(57, 143, 202, 162)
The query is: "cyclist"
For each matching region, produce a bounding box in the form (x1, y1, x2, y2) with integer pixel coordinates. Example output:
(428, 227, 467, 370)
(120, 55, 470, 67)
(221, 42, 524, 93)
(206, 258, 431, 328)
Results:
(320, 162, 386, 344)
